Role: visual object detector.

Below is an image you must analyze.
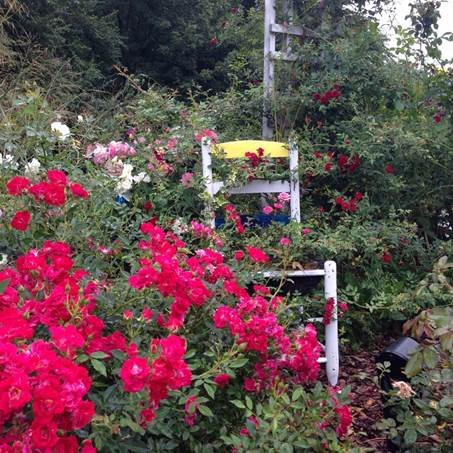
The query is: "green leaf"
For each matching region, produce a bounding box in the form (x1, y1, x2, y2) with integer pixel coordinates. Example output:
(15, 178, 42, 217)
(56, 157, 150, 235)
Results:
(91, 359, 107, 377)
(204, 383, 216, 399)
(76, 354, 90, 364)
(0, 279, 10, 295)
(405, 351, 423, 377)
(90, 351, 110, 359)
(423, 347, 439, 369)
(230, 400, 246, 409)
(119, 417, 145, 435)
(198, 405, 214, 417)
(440, 396, 453, 407)
(292, 387, 304, 401)
(404, 428, 417, 445)
(229, 358, 249, 368)
(245, 396, 253, 410)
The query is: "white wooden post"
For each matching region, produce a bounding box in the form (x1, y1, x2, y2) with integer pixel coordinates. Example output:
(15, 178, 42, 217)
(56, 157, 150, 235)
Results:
(262, 0, 276, 140)
(201, 139, 215, 227)
(283, 0, 294, 55)
(263, 0, 303, 139)
(324, 261, 339, 386)
(289, 141, 300, 222)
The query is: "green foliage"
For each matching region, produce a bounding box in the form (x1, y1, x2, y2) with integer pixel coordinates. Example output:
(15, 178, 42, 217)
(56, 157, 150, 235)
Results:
(12, 0, 122, 88)
(377, 291, 453, 452)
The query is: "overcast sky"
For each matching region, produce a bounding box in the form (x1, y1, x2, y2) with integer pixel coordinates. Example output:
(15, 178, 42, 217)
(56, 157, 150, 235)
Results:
(379, 0, 453, 61)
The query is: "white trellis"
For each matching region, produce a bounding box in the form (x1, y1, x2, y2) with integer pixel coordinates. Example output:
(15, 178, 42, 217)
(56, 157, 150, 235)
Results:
(262, 0, 303, 139)
(261, 2, 339, 386)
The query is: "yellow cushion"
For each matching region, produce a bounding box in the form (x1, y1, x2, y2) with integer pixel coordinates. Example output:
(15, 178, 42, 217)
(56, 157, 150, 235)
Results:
(214, 140, 288, 159)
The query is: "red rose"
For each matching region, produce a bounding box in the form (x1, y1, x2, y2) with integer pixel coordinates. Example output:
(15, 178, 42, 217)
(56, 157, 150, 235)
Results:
(81, 440, 97, 453)
(120, 357, 150, 392)
(47, 170, 67, 186)
(433, 114, 442, 124)
(385, 164, 394, 174)
(6, 176, 29, 195)
(32, 387, 65, 418)
(70, 399, 95, 429)
(245, 246, 269, 263)
(11, 211, 31, 231)
(44, 182, 66, 206)
(234, 250, 244, 261)
(382, 251, 392, 263)
(214, 373, 231, 388)
(69, 182, 89, 198)
(31, 420, 59, 448)
(55, 436, 79, 453)
(143, 201, 153, 211)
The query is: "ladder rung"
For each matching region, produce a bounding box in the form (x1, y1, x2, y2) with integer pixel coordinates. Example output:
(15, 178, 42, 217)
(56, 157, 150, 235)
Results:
(228, 180, 290, 195)
(261, 269, 325, 278)
(306, 317, 323, 323)
(270, 51, 297, 62)
(270, 23, 304, 37)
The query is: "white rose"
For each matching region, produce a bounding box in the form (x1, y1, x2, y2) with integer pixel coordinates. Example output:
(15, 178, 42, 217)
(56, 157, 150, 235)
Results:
(24, 158, 41, 176)
(116, 177, 133, 194)
(120, 163, 134, 179)
(132, 172, 151, 184)
(0, 153, 17, 169)
(0, 254, 8, 267)
(50, 121, 71, 140)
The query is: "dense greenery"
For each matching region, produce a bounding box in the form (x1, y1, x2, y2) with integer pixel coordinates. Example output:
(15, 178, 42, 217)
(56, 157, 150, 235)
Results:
(0, 0, 452, 451)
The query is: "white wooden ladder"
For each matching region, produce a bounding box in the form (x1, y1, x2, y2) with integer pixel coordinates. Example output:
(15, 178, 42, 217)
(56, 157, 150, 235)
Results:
(263, 0, 304, 139)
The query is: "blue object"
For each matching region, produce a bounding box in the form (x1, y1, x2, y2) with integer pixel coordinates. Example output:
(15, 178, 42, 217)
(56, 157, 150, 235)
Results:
(115, 195, 127, 205)
(215, 214, 290, 228)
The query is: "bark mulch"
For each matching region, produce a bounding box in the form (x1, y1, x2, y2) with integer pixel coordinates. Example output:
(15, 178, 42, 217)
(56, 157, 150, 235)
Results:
(337, 340, 394, 452)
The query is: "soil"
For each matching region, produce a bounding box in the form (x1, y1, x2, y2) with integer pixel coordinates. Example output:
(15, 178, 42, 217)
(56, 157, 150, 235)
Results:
(337, 339, 394, 452)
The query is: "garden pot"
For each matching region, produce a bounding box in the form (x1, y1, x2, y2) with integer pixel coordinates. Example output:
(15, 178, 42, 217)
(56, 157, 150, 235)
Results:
(376, 336, 420, 452)
(376, 336, 419, 392)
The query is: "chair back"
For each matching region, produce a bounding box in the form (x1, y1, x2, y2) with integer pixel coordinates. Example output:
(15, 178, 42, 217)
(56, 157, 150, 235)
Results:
(201, 139, 300, 223)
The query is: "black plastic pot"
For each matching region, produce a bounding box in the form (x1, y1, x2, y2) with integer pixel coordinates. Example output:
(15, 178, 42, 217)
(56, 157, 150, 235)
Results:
(376, 336, 419, 392)
(376, 336, 420, 452)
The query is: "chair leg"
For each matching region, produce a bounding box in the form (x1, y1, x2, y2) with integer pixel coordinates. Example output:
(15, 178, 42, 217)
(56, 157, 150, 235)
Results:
(201, 140, 215, 227)
(324, 261, 339, 386)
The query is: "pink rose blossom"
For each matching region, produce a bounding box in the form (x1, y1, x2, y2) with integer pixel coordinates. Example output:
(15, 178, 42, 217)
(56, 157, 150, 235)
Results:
(123, 310, 133, 320)
(180, 172, 194, 188)
(277, 192, 290, 204)
(280, 237, 290, 246)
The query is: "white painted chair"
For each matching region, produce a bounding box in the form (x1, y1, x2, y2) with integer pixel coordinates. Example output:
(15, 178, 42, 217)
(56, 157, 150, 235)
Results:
(262, 263, 339, 386)
(201, 139, 339, 386)
(201, 139, 300, 226)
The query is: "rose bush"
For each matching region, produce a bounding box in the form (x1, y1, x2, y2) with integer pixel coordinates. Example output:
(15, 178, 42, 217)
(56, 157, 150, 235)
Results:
(0, 217, 354, 451)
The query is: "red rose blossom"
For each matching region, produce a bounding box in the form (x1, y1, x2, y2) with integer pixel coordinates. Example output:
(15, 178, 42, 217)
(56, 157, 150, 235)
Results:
(120, 356, 150, 392)
(382, 251, 392, 263)
(6, 176, 29, 195)
(214, 373, 231, 388)
(11, 211, 31, 231)
(47, 170, 67, 186)
(245, 246, 269, 263)
(69, 182, 89, 198)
